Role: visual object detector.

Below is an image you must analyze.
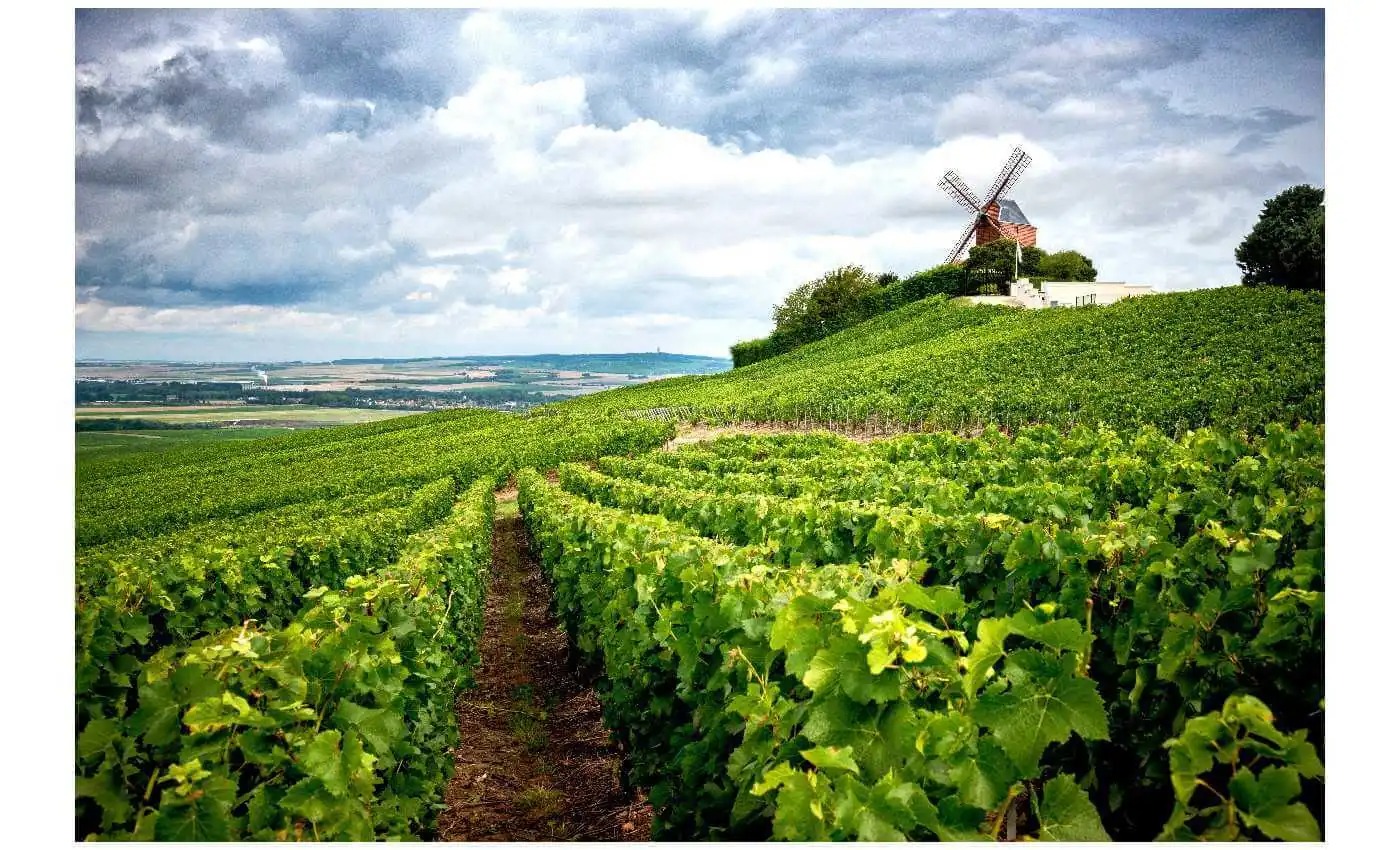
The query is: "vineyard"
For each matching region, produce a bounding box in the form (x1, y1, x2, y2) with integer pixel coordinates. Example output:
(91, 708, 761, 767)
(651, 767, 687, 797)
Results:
(565, 286, 1323, 434)
(74, 286, 1324, 841)
(521, 424, 1324, 840)
(75, 410, 675, 839)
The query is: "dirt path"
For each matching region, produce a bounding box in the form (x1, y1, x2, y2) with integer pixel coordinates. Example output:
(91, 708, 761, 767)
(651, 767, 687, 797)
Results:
(436, 496, 651, 841)
(664, 420, 930, 450)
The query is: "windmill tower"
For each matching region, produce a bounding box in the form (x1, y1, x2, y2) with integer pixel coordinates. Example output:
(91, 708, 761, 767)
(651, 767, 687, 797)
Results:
(938, 146, 1037, 264)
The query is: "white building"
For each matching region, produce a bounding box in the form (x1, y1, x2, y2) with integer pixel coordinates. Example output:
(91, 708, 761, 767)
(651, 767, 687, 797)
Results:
(964, 279, 1155, 310)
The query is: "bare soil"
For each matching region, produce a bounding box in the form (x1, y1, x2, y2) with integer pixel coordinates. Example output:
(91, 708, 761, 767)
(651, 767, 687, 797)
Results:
(436, 500, 651, 841)
(664, 421, 921, 450)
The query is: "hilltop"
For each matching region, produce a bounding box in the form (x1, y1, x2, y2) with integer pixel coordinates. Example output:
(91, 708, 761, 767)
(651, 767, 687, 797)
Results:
(565, 286, 1323, 434)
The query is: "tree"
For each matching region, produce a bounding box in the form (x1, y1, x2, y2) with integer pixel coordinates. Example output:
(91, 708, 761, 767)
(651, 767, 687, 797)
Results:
(965, 239, 1044, 291)
(771, 265, 881, 341)
(1235, 185, 1324, 291)
(1039, 250, 1098, 282)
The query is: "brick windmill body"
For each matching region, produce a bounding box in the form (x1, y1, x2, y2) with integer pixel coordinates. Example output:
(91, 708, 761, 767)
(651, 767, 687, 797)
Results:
(975, 199, 1036, 251)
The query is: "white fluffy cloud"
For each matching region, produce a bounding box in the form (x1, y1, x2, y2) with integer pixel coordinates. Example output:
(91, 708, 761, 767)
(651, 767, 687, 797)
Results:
(75, 8, 1323, 360)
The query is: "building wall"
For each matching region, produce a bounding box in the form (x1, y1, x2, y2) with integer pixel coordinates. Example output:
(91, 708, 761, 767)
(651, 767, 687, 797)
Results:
(974, 202, 1038, 248)
(1040, 282, 1153, 307)
(961, 295, 1022, 307)
(1006, 279, 1154, 309)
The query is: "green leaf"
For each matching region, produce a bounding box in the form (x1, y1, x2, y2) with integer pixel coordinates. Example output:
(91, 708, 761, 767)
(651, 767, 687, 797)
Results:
(802, 648, 841, 694)
(75, 765, 134, 829)
(298, 731, 349, 797)
(1036, 774, 1110, 841)
(949, 737, 1018, 810)
(877, 780, 943, 837)
(1166, 714, 1228, 802)
(77, 717, 121, 760)
(129, 677, 182, 747)
(752, 764, 829, 840)
(118, 612, 153, 645)
(896, 583, 964, 617)
(1244, 802, 1321, 842)
(1231, 766, 1320, 841)
(279, 775, 337, 823)
(802, 693, 863, 746)
(802, 745, 861, 775)
(1009, 611, 1090, 654)
(153, 796, 232, 841)
(857, 809, 905, 841)
(171, 664, 222, 703)
(972, 666, 1107, 775)
(963, 617, 1012, 697)
(855, 701, 919, 778)
(332, 699, 406, 759)
(244, 785, 277, 834)
(183, 692, 263, 734)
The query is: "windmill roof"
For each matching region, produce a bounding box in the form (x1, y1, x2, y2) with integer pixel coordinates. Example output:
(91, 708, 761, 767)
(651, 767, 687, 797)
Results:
(995, 199, 1031, 225)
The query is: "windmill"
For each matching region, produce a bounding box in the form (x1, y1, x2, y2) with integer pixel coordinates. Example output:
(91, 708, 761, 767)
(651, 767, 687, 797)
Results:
(937, 146, 1036, 265)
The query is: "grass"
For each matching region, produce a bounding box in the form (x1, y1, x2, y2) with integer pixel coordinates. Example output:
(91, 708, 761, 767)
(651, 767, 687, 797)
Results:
(507, 685, 549, 752)
(74, 404, 412, 425)
(514, 786, 564, 818)
(75, 428, 296, 456)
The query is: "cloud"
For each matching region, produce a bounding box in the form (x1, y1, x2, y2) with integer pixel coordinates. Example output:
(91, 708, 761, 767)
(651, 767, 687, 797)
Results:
(74, 8, 1324, 359)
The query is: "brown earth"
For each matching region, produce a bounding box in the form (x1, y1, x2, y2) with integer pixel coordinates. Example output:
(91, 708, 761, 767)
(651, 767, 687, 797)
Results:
(436, 498, 651, 841)
(664, 421, 920, 450)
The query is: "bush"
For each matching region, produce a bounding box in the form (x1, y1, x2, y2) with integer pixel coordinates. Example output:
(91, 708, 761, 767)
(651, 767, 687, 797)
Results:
(731, 337, 782, 368)
(897, 264, 968, 300)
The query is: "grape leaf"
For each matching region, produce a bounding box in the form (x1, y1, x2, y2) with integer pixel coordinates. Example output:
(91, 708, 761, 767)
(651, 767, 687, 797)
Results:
(972, 669, 1107, 775)
(1036, 774, 1110, 841)
(802, 745, 860, 775)
(77, 717, 121, 760)
(299, 731, 349, 797)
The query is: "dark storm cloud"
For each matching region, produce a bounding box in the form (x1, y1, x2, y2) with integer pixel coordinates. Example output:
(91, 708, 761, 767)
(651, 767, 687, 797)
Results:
(1229, 108, 1316, 155)
(251, 8, 460, 106)
(122, 48, 296, 150)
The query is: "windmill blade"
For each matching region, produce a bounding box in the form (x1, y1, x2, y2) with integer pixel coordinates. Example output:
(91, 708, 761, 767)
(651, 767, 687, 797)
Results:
(980, 146, 1032, 207)
(936, 170, 981, 214)
(944, 214, 979, 264)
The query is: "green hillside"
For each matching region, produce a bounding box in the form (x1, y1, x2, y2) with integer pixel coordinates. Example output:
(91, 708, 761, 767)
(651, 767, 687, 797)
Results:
(73, 284, 1325, 841)
(568, 286, 1323, 433)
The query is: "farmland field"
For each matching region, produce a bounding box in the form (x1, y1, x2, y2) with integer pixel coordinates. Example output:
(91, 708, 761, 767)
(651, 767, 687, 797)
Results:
(75, 404, 412, 425)
(76, 428, 300, 457)
(74, 287, 1324, 841)
(525, 423, 1323, 840)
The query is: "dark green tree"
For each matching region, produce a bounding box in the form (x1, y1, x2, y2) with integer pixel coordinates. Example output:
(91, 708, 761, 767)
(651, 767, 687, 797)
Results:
(1235, 185, 1324, 291)
(965, 239, 1044, 291)
(1039, 250, 1098, 282)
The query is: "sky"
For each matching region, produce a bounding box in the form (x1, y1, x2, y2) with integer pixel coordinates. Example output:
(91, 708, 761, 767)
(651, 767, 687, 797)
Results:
(73, 7, 1324, 361)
